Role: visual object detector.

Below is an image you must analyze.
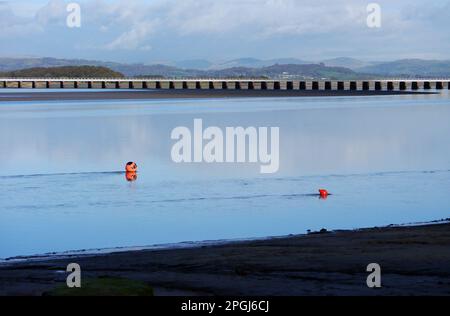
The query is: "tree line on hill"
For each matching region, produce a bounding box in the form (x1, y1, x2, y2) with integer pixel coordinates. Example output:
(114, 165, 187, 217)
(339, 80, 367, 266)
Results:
(0, 66, 124, 79)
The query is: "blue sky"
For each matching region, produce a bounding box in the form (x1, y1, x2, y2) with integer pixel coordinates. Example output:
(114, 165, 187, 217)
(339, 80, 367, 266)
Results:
(1, 0, 450, 64)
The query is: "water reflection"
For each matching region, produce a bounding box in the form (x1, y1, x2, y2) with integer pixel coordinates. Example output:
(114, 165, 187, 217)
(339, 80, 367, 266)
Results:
(1, 94, 450, 179)
(125, 172, 138, 182)
(0, 93, 449, 258)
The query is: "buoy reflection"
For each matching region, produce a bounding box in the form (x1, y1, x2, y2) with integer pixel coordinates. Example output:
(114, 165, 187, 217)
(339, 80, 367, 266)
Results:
(125, 172, 138, 182)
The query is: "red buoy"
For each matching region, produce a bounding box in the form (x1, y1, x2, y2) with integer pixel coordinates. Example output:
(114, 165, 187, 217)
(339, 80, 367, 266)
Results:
(125, 162, 138, 173)
(319, 189, 329, 198)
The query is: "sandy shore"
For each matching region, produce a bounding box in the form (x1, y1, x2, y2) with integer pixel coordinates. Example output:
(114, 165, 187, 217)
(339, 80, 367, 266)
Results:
(0, 90, 433, 102)
(1, 222, 449, 296)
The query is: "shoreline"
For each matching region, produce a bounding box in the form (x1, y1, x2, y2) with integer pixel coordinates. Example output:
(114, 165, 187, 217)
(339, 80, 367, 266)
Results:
(1, 219, 450, 296)
(1, 218, 448, 265)
(0, 89, 435, 102)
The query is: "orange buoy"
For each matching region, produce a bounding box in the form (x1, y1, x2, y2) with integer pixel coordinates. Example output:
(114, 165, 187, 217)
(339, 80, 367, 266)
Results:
(319, 189, 329, 199)
(125, 162, 138, 173)
(125, 172, 138, 182)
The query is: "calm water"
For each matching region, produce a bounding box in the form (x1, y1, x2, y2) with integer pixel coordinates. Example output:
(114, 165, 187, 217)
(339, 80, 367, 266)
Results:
(1, 91, 450, 259)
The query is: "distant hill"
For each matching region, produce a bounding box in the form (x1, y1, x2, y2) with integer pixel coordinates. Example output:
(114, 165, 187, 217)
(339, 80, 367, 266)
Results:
(0, 58, 364, 79)
(201, 63, 362, 80)
(0, 66, 124, 78)
(1, 57, 449, 79)
(0, 57, 158, 77)
(357, 59, 450, 77)
(133, 63, 364, 79)
(111, 64, 203, 77)
(0, 57, 201, 77)
(209, 58, 309, 70)
(0, 57, 105, 72)
(321, 57, 375, 70)
(173, 59, 213, 70)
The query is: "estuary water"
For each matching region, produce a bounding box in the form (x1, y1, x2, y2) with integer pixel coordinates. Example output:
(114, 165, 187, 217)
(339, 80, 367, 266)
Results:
(1, 90, 450, 259)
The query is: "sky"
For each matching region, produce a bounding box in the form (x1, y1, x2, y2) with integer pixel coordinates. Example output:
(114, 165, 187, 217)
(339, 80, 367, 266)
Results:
(1, 0, 450, 64)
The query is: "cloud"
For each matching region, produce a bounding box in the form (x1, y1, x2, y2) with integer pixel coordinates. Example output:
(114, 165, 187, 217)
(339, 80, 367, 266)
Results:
(0, 1, 42, 37)
(91, 0, 373, 51)
(162, 0, 367, 36)
(104, 20, 156, 50)
(1, 0, 450, 61)
(35, 0, 67, 26)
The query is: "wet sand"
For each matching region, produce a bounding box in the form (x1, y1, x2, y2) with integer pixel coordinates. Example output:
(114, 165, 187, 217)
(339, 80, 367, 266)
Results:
(1, 222, 449, 296)
(0, 90, 433, 102)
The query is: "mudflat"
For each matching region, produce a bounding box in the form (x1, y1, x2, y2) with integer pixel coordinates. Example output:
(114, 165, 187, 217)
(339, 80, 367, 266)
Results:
(1, 222, 449, 296)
